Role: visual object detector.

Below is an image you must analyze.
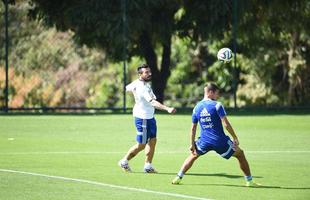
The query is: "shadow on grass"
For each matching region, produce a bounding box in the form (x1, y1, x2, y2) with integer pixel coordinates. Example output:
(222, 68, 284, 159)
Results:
(133, 172, 309, 190)
(185, 183, 310, 190)
(155, 172, 262, 179)
(186, 173, 263, 179)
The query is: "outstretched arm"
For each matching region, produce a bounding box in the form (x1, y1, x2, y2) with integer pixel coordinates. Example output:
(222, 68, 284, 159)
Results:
(150, 100, 176, 113)
(221, 116, 239, 146)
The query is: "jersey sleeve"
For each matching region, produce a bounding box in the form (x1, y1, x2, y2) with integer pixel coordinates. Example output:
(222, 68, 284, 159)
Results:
(126, 82, 135, 92)
(192, 105, 199, 124)
(215, 102, 227, 119)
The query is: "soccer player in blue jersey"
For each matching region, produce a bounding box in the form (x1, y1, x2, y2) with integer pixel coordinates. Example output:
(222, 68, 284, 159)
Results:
(172, 83, 260, 187)
(118, 64, 176, 173)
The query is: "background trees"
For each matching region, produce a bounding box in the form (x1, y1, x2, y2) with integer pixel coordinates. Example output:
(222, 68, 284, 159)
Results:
(28, 0, 180, 103)
(1, 0, 309, 109)
(236, 0, 310, 106)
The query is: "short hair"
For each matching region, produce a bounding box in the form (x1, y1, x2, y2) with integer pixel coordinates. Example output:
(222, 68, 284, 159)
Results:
(137, 63, 149, 74)
(205, 82, 220, 93)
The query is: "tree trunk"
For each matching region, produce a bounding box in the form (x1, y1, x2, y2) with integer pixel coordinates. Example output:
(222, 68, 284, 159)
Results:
(287, 31, 304, 106)
(139, 31, 172, 103)
(157, 36, 172, 103)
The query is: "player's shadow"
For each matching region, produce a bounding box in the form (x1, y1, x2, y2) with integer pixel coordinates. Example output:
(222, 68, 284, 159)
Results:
(145, 172, 310, 190)
(157, 172, 262, 179)
(186, 183, 310, 190)
(186, 172, 263, 179)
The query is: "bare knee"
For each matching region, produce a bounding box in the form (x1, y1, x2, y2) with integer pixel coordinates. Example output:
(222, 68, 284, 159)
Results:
(136, 144, 146, 151)
(233, 148, 245, 159)
(189, 153, 200, 161)
(130, 144, 145, 154)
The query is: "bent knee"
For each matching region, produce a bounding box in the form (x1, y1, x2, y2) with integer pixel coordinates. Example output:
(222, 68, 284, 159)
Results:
(191, 153, 200, 159)
(136, 143, 146, 150)
(233, 148, 245, 158)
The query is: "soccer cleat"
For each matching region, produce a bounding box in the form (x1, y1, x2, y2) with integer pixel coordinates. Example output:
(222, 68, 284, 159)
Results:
(143, 167, 158, 173)
(246, 181, 262, 187)
(118, 161, 132, 172)
(172, 176, 182, 185)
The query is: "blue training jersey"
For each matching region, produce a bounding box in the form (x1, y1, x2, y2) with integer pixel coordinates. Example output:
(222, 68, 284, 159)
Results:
(192, 99, 227, 145)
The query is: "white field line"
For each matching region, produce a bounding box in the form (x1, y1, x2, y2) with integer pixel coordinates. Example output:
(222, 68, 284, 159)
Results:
(248, 150, 310, 154)
(0, 169, 212, 200)
(0, 150, 310, 155)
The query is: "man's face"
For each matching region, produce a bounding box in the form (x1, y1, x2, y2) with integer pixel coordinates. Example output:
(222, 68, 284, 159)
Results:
(139, 67, 152, 82)
(213, 90, 219, 100)
(208, 90, 219, 100)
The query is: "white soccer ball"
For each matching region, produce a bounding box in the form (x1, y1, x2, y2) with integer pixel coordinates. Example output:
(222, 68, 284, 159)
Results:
(217, 48, 233, 63)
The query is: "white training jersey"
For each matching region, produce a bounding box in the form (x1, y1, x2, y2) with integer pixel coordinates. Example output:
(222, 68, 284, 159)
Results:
(126, 79, 156, 119)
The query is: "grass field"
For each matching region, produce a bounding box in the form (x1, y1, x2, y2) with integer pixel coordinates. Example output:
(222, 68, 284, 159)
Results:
(1, 114, 310, 200)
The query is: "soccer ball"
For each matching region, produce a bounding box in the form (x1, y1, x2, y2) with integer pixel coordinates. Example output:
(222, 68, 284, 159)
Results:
(217, 48, 233, 63)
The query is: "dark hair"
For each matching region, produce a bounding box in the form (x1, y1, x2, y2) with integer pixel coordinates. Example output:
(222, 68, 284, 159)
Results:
(137, 63, 149, 74)
(205, 82, 219, 92)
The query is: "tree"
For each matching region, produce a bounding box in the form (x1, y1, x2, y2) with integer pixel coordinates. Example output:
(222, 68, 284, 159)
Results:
(237, 0, 310, 106)
(28, 0, 234, 103)
(28, 0, 179, 102)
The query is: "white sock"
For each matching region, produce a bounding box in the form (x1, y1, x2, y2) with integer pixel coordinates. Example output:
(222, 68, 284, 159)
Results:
(120, 159, 128, 164)
(245, 175, 253, 181)
(144, 162, 152, 169)
(177, 171, 184, 178)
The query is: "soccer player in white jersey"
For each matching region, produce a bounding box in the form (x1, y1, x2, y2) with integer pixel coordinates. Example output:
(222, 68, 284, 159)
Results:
(172, 83, 261, 187)
(118, 64, 176, 173)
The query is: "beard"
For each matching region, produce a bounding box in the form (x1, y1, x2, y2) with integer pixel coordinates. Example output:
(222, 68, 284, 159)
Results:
(143, 76, 152, 82)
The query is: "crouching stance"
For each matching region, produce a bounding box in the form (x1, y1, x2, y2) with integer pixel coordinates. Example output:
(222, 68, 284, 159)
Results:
(172, 83, 260, 187)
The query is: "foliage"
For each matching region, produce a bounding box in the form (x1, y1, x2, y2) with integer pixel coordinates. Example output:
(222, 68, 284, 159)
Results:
(28, 0, 183, 103)
(236, 0, 310, 106)
(1, 0, 310, 109)
(0, 1, 124, 108)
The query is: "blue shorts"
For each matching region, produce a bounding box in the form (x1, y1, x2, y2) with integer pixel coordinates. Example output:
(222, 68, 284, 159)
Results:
(195, 136, 235, 159)
(135, 117, 157, 144)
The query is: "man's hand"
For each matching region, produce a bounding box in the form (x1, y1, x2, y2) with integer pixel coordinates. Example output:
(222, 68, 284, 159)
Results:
(190, 144, 197, 155)
(167, 107, 176, 114)
(233, 138, 239, 150)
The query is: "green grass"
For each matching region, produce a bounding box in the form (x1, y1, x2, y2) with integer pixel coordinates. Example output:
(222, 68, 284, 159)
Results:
(0, 114, 310, 200)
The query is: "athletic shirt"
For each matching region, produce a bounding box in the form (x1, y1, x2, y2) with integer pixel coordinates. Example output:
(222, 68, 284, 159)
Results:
(126, 79, 156, 119)
(192, 99, 227, 145)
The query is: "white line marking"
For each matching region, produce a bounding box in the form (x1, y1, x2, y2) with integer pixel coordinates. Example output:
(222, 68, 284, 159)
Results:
(0, 150, 310, 155)
(248, 150, 310, 154)
(0, 151, 184, 155)
(0, 168, 212, 200)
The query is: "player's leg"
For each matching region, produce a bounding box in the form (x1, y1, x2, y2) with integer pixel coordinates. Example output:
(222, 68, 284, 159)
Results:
(145, 138, 156, 163)
(172, 138, 208, 184)
(126, 143, 146, 161)
(119, 143, 146, 172)
(213, 136, 260, 186)
(178, 153, 199, 176)
(144, 118, 157, 173)
(232, 146, 251, 177)
(119, 117, 147, 172)
(144, 137, 157, 173)
(233, 146, 261, 187)
(172, 139, 207, 184)
(172, 153, 199, 184)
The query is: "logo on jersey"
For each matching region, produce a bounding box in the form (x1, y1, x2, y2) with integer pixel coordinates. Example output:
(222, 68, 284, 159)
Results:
(200, 108, 210, 117)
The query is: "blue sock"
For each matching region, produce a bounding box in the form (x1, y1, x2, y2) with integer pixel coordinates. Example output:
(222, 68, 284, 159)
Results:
(245, 175, 253, 181)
